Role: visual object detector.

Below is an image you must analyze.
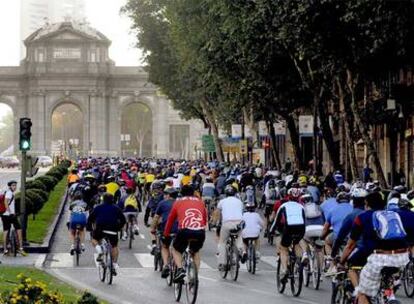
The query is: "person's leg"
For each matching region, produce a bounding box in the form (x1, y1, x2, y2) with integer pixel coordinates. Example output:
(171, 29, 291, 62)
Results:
(172, 247, 183, 268)
(348, 270, 359, 289)
(112, 246, 119, 263)
(193, 251, 201, 270)
(280, 244, 289, 276)
(161, 244, 169, 266)
(2, 229, 8, 251)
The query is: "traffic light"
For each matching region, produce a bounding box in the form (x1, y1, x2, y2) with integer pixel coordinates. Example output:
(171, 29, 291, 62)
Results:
(19, 118, 32, 151)
(26, 155, 39, 178)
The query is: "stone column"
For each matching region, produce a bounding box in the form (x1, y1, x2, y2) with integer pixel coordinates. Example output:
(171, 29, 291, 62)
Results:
(89, 91, 107, 155)
(156, 95, 169, 157)
(108, 93, 121, 156)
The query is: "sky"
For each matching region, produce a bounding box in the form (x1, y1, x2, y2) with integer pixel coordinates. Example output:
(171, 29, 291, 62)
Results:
(0, 0, 145, 117)
(0, 0, 144, 66)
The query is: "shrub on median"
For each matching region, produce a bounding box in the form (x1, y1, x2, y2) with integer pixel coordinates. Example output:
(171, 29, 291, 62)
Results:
(26, 179, 48, 192)
(36, 175, 58, 192)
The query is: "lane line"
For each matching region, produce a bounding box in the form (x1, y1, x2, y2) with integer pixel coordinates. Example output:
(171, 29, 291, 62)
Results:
(139, 234, 145, 239)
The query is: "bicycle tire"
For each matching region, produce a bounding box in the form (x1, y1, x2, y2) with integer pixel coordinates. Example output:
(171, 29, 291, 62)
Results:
(312, 253, 321, 290)
(230, 245, 240, 281)
(276, 257, 286, 294)
(247, 243, 252, 273)
(167, 260, 174, 286)
(403, 260, 414, 298)
(249, 244, 256, 275)
(154, 249, 159, 271)
(185, 258, 199, 304)
(98, 248, 106, 282)
(331, 282, 344, 304)
(106, 243, 113, 285)
(174, 267, 183, 302)
(291, 260, 303, 297)
(158, 253, 164, 272)
(10, 229, 17, 257)
(220, 246, 229, 279)
(75, 233, 80, 266)
(303, 261, 311, 287)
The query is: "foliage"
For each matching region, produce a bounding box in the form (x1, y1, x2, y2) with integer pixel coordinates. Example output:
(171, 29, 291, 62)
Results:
(0, 274, 63, 304)
(77, 292, 100, 304)
(26, 180, 48, 192)
(36, 176, 58, 192)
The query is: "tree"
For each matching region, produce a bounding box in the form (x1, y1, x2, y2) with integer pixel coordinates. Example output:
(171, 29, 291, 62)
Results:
(0, 111, 13, 153)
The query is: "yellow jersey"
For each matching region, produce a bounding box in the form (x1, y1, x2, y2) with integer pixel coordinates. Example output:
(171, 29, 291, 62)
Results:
(181, 175, 192, 186)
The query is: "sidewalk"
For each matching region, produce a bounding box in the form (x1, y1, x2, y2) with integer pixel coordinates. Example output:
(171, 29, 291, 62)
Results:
(0, 253, 46, 268)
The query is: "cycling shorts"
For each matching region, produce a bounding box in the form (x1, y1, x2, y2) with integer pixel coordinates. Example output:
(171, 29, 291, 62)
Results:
(1, 215, 21, 231)
(280, 224, 305, 247)
(69, 213, 87, 230)
(92, 229, 118, 247)
(264, 204, 274, 217)
(173, 229, 205, 254)
(347, 248, 369, 268)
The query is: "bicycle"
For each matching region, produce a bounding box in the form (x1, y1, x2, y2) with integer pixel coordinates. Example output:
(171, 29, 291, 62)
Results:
(125, 213, 137, 249)
(246, 238, 257, 274)
(220, 222, 244, 281)
(330, 268, 355, 304)
(97, 231, 116, 285)
(173, 240, 199, 304)
(154, 232, 163, 272)
(73, 224, 83, 266)
(5, 224, 18, 257)
(403, 255, 414, 298)
(276, 245, 304, 297)
(203, 197, 215, 231)
(165, 234, 176, 287)
(370, 266, 401, 304)
(303, 238, 323, 290)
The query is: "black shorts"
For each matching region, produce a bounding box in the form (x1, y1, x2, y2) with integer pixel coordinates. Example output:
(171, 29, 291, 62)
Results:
(347, 248, 369, 268)
(264, 204, 274, 217)
(1, 215, 21, 231)
(280, 225, 305, 247)
(243, 237, 259, 246)
(173, 229, 205, 254)
(92, 229, 118, 247)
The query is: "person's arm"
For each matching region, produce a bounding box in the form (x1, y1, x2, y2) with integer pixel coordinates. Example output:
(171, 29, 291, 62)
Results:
(117, 207, 127, 229)
(332, 216, 352, 257)
(339, 217, 363, 264)
(164, 203, 178, 237)
(321, 222, 331, 240)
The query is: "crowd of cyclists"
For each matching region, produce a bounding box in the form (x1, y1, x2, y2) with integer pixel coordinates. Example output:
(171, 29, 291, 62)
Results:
(49, 157, 414, 303)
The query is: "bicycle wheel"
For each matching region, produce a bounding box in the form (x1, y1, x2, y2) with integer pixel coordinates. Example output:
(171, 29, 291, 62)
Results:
(174, 268, 183, 302)
(128, 225, 134, 249)
(276, 257, 286, 294)
(331, 282, 344, 304)
(403, 260, 414, 298)
(229, 245, 240, 281)
(250, 244, 256, 275)
(290, 259, 303, 297)
(75, 236, 80, 267)
(247, 244, 252, 273)
(98, 253, 106, 282)
(154, 248, 159, 271)
(220, 247, 229, 279)
(158, 253, 164, 272)
(303, 260, 311, 287)
(185, 259, 199, 304)
(105, 247, 113, 285)
(310, 251, 321, 290)
(167, 260, 174, 286)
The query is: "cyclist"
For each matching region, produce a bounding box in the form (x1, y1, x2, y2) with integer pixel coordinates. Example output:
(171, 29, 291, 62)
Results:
(120, 187, 140, 240)
(105, 176, 119, 196)
(271, 187, 306, 281)
(87, 193, 126, 276)
(1, 180, 27, 256)
(67, 169, 80, 188)
(241, 202, 264, 260)
(321, 191, 352, 258)
(164, 185, 207, 282)
(216, 185, 244, 270)
(68, 191, 88, 254)
(339, 192, 412, 304)
(151, 187, 179, 278)
(201, 177, 217, 203)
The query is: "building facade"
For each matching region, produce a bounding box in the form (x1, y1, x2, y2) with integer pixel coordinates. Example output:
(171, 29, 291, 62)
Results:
(0, 20, 205, 158)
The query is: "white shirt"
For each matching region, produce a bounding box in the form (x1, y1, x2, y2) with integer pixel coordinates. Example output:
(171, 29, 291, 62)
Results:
(4, 190, 15, 215)
(242, 212, 264, 238)
(217, 196, 243, 222)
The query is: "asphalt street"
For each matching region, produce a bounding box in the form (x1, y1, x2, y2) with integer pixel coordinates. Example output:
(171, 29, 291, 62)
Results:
(43, 202, 414, 304)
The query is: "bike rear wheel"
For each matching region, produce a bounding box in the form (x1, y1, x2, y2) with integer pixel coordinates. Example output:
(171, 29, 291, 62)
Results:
(331, 282, 344, 304)
(248, 243, 256, 274)
(311, 253, 321, 290)
(220, 247, 229, 279)
(403, 260, 414, 298)
(229, 245, 240, 281)
(174, 268, 183, 302)
(75, 237, 80, 266)
(185, 259, 199, 304)
(276, 257, 286, 294)
(167, 260, 175, 286)
(10, 229, 17, 257)
(128, 224, 134, 249)
(290, 260, 304, 297)
(105, 246, 113, 285)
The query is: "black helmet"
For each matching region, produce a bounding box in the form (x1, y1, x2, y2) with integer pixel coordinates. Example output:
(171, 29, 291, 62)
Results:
(393, 185, 406, 194)
(398, 198, 412, 210)
(407, 190, 414, 200)
(224, 185, 236, 196)
(336, 191, 350, 202)
(7, 180, 17, 187)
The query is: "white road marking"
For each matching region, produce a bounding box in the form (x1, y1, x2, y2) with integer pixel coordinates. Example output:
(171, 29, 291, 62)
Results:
(139, 234, 145, 239)
(134, 253, 154, 268)
(49, 253, 74, 268)
(146, 245, 152, 251)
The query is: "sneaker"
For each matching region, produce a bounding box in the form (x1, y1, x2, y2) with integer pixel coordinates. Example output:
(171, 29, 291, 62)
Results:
(150, 244, 157, 256)
(173, 268, 186, 283)
(133, 225, 140, 235)
(81, 243, 85, 252)
(161, 265, 170, 279)
(112, 263, 120, 276)
(70, 244, 75, 256)
(95, 245, 103, 262)
(121, 233, 127, 241)
(240, 252, 247, 264)
(3, 249, 9, 256)
(301, 252, 309, 265)
(218, 264, 227, 272)
(18, 248, 28, 257)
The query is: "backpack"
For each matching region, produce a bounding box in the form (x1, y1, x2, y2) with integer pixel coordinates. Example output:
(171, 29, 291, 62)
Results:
(0, 192, 6, 214)
(125, 195, 138, 209)
(304, 202, 322, 219)
(372, 210, 407, 241)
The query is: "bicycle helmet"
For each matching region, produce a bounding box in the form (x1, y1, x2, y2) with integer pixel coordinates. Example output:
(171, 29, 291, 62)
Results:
(336, 191, 350, 202)
(393, 185, 406, 194)
(351, 188, 368, 198)
(387, 197, 400, 211)
(224, 184, 236, 196)
(246, 185, 254, 191)
(298, 175, 308, 186)
(7, 180, 17, 187)
(407, 190, 414, 200)
(268, 180, 276, 189)
(398, 198, 412, 210)
(287, 187, 301, 201)
(300, 193, 313, 204)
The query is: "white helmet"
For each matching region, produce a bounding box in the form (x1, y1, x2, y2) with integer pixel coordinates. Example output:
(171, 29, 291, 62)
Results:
(351, 188, 368, 198)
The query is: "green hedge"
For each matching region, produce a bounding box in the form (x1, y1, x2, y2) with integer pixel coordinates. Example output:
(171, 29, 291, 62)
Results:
(15, 160, 71, 216)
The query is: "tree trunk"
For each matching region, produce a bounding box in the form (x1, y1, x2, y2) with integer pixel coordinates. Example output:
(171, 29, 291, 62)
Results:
(346, 69, 387, 188)
(343, 105, 360, 181)
(267, 119, 282, 169)
(243, 106, 258, 146)
(200, 97, 224, 162)
(317, 95, 341, 171)
(284, 114, 303, 170)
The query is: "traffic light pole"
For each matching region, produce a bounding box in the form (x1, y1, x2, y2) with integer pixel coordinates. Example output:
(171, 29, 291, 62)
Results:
(20, 151, 27, 245)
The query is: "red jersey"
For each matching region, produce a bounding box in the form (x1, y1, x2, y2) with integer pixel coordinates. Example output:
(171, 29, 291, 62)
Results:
(164, 196, 207, 236)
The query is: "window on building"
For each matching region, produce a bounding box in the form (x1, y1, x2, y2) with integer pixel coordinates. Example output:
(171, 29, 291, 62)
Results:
(53, 47, 81, 59)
